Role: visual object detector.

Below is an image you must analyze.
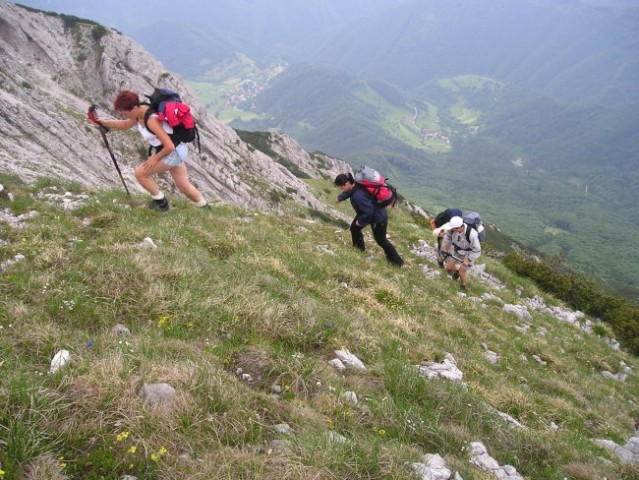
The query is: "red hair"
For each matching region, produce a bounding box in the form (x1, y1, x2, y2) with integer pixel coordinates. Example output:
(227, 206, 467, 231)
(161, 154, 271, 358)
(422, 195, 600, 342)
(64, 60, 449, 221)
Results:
(113, 90, 140, 112)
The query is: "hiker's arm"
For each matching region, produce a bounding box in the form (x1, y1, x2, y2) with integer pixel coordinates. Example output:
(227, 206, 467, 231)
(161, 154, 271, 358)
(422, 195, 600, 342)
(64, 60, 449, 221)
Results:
(144, 116, 175, 166)
(467, 231, 482, 263)
(336, 191, 351, 204)
(95, 117, 136, 131)
(441, 232, 452, 253)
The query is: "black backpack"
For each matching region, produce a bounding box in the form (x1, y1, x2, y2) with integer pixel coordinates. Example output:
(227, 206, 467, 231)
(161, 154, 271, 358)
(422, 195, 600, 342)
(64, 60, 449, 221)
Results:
(143, 88, 200, 152)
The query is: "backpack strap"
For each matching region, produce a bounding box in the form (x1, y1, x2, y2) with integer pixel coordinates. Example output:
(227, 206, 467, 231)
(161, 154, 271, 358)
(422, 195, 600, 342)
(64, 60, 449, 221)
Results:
(143, 105, 154, 132)
(465, 223, 475, 244)
(453, 224, 480, 253)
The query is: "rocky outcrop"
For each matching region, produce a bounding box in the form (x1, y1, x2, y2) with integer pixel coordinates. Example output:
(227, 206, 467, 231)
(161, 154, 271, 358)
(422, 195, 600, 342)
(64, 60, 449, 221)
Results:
(0, 1, 349, 212)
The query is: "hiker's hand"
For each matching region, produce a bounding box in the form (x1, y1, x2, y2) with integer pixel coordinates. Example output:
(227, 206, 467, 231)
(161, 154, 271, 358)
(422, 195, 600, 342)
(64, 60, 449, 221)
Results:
(142, 158, 159, 171)
(92, 118, 110, 130)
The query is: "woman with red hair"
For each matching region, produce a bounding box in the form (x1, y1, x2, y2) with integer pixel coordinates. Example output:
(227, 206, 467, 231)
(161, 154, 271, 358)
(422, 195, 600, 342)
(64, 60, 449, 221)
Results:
(94, 90, 207, 211)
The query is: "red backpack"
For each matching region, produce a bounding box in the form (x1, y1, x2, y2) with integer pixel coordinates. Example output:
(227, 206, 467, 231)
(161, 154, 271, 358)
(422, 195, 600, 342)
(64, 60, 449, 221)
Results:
(353, 166, 398, 208)
(143, 88, 200, 151)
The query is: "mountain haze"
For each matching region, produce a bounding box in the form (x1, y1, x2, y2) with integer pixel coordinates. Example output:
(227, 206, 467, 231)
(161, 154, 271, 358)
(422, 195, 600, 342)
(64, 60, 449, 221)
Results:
(15, 0, 638, 106)
(308, 0, 639, 106)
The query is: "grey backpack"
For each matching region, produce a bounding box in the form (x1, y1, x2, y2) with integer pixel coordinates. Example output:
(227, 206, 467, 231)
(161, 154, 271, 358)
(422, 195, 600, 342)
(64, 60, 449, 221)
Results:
(462, 211, 486, 242)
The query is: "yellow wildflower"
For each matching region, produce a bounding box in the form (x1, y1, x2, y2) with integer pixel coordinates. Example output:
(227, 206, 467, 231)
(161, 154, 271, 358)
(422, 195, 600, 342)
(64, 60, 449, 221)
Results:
(150, 453, 159, 462)
(128, 445, 137, 454)
(116, 431, 130, 442)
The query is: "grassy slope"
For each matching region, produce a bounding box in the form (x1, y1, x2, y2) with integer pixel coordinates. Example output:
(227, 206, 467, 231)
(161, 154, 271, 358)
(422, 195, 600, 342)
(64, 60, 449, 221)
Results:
(1, 177, 638, 479)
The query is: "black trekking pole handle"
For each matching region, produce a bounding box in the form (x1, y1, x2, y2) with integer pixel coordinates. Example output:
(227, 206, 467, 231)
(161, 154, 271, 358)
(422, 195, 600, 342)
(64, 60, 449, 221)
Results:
(87, 104, 131, 196)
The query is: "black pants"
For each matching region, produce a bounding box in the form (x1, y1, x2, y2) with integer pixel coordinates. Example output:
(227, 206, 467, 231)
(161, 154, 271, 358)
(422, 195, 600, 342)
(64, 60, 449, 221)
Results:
(350, 219, 403, 266)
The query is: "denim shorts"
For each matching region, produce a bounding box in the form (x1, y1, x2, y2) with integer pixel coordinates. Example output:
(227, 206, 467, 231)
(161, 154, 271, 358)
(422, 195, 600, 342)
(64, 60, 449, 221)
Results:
(161, 143, 187, 167)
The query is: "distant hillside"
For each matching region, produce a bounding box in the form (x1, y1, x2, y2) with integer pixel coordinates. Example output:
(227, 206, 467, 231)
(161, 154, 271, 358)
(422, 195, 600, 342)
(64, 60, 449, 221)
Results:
(11, 0, 409, 70)
(308, 0, 639, 106)
(231, 64, 639, 296)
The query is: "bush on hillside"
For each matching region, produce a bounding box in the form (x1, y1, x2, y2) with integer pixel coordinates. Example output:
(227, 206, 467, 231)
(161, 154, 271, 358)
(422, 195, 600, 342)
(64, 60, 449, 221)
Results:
(504, 252, 639, 356)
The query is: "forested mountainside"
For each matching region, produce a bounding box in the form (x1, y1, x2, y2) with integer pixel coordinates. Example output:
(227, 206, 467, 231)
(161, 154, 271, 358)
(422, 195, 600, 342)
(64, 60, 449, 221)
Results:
(229, 64, 639, 296)
(308, 0, 639, 106)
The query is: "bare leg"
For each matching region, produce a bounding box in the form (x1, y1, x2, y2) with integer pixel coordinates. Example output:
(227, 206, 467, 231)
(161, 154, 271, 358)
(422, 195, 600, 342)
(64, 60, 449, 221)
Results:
(459, 266, 469, 287)
(134, 160, 204, 204)
(134, 160, 173, 196)
(168, 163, 204, 203)
(444, 260, 457, 277)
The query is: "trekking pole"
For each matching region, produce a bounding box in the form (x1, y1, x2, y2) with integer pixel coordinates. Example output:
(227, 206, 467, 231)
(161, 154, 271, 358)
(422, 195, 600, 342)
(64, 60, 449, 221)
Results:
(441, 251, 464, 263)
(87, 105, 131, 196)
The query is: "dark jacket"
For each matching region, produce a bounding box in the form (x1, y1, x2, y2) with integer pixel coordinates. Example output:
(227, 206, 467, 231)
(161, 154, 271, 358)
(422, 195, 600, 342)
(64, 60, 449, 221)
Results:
(433, 208, 462, 228)
(341, 186, 387, 228)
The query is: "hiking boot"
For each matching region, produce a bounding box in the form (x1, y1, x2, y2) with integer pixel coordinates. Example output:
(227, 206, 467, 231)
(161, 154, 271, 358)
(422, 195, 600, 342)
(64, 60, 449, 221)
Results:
(452, 271, 460, 280)
(150, 197, 170, 211)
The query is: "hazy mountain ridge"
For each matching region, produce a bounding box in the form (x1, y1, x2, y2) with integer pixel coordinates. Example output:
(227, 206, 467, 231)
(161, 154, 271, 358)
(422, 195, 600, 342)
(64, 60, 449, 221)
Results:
(11, 0, 410, 68)
(13, 0, 638, 106)
(308, 0, 639, 106)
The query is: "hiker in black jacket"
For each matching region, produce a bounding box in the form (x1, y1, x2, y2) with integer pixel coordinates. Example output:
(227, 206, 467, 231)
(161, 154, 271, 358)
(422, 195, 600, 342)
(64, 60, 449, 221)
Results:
(334, 173, 403, 267)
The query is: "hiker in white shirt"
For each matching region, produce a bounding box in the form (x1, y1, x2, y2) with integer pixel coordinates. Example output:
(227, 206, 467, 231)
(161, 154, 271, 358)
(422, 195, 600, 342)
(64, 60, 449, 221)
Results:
(441, 216, 481, 289)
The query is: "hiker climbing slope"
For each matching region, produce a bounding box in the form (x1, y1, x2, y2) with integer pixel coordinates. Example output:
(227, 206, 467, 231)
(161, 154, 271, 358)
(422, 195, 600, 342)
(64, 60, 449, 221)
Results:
(334, 172, 403, 267)
(91, 90, 208, 211)
(430, 208, 463, 267)
(441, 216, 481, 289)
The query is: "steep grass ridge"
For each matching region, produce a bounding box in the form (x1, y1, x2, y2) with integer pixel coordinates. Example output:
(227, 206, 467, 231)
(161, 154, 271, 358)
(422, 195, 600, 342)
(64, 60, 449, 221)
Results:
(1, 178, 638, 479)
